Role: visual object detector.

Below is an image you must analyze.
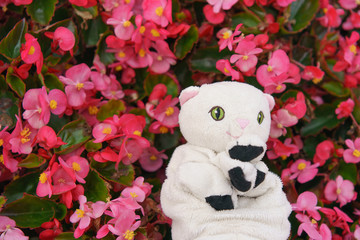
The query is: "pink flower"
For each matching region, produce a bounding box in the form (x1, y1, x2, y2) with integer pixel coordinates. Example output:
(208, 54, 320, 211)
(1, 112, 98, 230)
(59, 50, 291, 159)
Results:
(230, 38, 263, 73)
(216, 24, 242, 51)
(0, 126, 10, 149)
(59, 63, 94, 108)
(12, 0, 32, 6)
(36, 169, 53, 198)
(51, 162, 76, 195)
(69, 0, 97, 8)
(142, 0, 172, 27)
(292, 191, 321, 220)
(139, 147, 168, 172)
(92, 122, 118, 143)
(45, 27, 75, 56)
(1, 147, 18, 173)
(276, 0, 295, 7)
(37, 126, 66, 150)
(90, 55, 111, 91)
(335, 98, 354, 119)
(121, 177, 152, 203)
(153, 95, 179, 128)
(284, 92, 306, 119)
(339, 0, 359, 10)
(20, 33, 43, 74)
(119, 139, 146, 165)
(318, 4, 344, 28)
(324, 175, 356, 207)
(207, 0, 238, 13)
(60, 156, 90, 184)
(267, 138, 299, 160)
(70, 195, 107, 238)
(343, 11, 360, 30)
(270, 109, 298, 138)
(0, 216, 28, 240)
(296, 214, 322, 240)
(313, 140, 334, 166)
(149, 40, 176, 74)
(9, 117, 37, 154)
(203, 4, 225, 24)
(289, 159, 319, 183)
(301, 66, 325, 84)
(216, 59, 241, 80)
(101, 74, 125, 99)
(354, 225, 360, 240)
(22, 87, 49, 129)
(343, 138, 360, 163)
(107, 6, 134, 40)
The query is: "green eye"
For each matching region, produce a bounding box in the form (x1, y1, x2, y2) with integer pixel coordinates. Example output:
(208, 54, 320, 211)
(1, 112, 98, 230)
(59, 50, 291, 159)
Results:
(210, 106, 225, 121)
(257, 111, 264, 124)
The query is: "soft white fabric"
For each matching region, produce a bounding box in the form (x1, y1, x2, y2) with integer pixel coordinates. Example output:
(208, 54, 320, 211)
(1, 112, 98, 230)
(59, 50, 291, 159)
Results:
(160, 82, 292, 240)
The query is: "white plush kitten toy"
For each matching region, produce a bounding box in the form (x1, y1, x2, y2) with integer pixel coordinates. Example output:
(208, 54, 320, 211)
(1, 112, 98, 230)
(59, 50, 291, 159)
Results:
(160, 82, 292, 240)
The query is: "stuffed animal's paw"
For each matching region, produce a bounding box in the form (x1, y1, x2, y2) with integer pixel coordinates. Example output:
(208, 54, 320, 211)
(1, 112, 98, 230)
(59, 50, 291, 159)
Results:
(205, 195, 234, 211)
(228, 145, 264, 162)
(228, 167, 252, 192)
(254, 170, 266, 188)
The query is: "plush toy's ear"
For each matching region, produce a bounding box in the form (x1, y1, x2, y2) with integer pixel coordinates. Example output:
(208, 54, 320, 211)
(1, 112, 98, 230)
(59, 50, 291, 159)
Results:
(179, 86, 200, 106)
(264, 94, 275, 111)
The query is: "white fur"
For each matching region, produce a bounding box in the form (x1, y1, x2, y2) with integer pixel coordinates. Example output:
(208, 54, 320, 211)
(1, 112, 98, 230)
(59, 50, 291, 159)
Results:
(160, 82, 291, 240)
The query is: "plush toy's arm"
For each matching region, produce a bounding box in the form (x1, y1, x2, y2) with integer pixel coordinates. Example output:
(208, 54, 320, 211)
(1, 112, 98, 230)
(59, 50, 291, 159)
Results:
(178, 162, 235, 211)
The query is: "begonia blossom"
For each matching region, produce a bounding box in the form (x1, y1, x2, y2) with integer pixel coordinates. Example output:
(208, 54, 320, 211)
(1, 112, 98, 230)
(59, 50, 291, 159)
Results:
(292, 191, 321, 220)
(139, 147, 168, 172)
(289, 159, 319, 183)
(216, 59, 241, 80)
(0, 216, 28, 240)
(324, 175, 356, 207)
(207, 0, 238, 13)
(343, 138, 360, 163)
(142, 0, 172, 27)
(20, 33, 43, 74)
(335, 98, 354, 119)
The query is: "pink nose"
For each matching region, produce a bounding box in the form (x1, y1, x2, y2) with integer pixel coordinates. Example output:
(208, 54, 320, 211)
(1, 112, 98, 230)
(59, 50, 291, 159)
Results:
(237, 118, 249, 129)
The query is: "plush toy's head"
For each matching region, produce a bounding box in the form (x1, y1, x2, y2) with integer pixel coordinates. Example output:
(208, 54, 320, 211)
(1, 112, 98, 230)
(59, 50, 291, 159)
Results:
(179, 82, 274, 162)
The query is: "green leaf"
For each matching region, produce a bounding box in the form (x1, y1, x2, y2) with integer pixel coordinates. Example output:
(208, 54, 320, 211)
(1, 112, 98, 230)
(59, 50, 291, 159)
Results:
(174, 25, 198, 59)
(286, 0, 319, 33)
(0, 90, 18, 128)
(321, 81, 351, 98)
(83, 16, 108, 47)
(335, 161, 357, 184)
(6, 69, 26, 97)
(96, 31, 115, 65)
(91, 161, 135, 186)
(26, 0, 58, 25)
(232, 12, 261, 29)
(55, 232, 85, 240)
(97, 99, 126, 121)
(0, 19, 27, 59)
(4, 172, 39, 203)
(144, 74, 179, 98)
(190, 47, 231, 73)
(18, 153, 46, 168)
(43, 73, 64, 91)
(0, 194, 66, 228)
(55, 119, 92, 155)
(84, 170, 110, 202)
(154, 128, 180, 150)
(85, 140, 102, 152)
(301, 103, 343, 136)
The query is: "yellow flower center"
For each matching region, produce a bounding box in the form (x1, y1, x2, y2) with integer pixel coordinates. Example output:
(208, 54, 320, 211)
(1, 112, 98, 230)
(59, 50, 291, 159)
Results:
(276, 85, 282, 91)
(281, 155, 287, 160)
(157, 56, 163, 61)
(39, 173, 47, 184)
(28, 46, 35, 55)
(123, 230, 135, 240)
(72, 162, 81, 172)
(139, 26, 146, 34)
(350, 44, 357, 54)
(242, 55, 249, 60)
(76, 83, 84, 90)
(150, 155, 157, 161)
(222, 31, 231, 39)
(75, 209, 84, 218)
(123, 20, 131, 27)
(336, 188, 341, 195)
(312, 77, 322, 84)
(20, 127, 31, 144)
(130, 192, 138, 198)
(353, 149, 360, 157)
(357, 0, 360, 4)
(223, 67, 230, 74)
(125, 0, 130, 3)
(151, 29, 160, 37)
(133, 130, 141, 136)
(138, 49, 146, 57)
(297, 162, 306, 171)
(159, 126, 168, 134)
(118, 51, 126, 58)
(127, 153, 133, 159)
(88, 106, 99, 115)
(277, 123, 283, 129)
(311, 219, 317, 224)
(165, 107, 174, 116)
(0, 139, 3, 147)
(49, 100, 58, 110)
(155, 6, 163, 16)
(102, 127, 112, 135)
(267, 65, 273, 72)
(323, 8, 328, 14)
(0, 155, 4, 164)
(115, 65, 123, 71)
